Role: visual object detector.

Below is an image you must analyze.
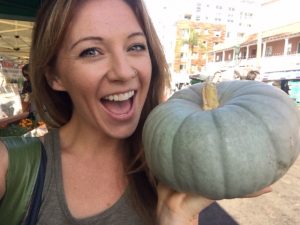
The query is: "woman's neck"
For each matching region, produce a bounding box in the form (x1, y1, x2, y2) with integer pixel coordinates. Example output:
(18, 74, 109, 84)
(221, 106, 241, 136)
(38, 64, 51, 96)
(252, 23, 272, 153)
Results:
(58, 116, 126, 157)
(57, 124, 129, 218)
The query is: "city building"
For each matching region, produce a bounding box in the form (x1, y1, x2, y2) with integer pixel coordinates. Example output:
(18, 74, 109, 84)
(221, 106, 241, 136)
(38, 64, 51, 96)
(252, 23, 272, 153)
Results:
(206, 21, 300, 105)
(190, 0, 259, 41)
(173, 16, 226, 74)
(206, 0, 300, 81)
(209, 22, 300, 76)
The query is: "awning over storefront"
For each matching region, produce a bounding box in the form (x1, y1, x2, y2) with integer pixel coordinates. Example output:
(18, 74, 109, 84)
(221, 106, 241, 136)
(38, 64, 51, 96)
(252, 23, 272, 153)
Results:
(0, 0, 41, 21)
(262, 69, 300, 81)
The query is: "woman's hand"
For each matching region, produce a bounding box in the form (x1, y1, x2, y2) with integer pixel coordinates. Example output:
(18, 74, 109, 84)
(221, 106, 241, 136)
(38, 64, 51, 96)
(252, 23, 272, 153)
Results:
(156, 183, 272, 225)
(244, 186, 272, 198)
(156, 183, 213, 225)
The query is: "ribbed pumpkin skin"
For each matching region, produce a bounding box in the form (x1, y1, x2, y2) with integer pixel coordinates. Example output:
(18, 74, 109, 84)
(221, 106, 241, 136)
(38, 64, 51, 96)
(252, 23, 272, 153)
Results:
(142, 80, 300, 200)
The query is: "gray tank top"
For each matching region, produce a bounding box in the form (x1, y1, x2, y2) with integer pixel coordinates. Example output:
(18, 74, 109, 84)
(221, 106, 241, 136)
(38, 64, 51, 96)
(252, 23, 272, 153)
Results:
(32, 129, 145, 225)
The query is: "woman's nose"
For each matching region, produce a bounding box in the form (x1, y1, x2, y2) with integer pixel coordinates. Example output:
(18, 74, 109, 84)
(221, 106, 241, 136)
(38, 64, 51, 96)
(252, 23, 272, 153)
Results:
(107, 53, 137, 82)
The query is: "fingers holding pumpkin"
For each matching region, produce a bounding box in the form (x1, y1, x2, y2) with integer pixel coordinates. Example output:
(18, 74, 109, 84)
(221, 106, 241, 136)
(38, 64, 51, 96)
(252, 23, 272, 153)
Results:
(156, 183, 272, 225)
(156, 183, 214, 225)
(244, 186, 272, 198)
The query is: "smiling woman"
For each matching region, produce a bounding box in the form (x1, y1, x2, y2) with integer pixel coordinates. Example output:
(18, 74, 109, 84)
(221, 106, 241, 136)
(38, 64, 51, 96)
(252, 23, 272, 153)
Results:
(0, 1, 274, 225)
(1, 0, 172, 224)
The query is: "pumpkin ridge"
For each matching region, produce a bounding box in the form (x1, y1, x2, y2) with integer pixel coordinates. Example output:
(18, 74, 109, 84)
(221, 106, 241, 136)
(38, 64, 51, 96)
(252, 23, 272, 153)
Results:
(144, 99, 200, 188)
(211, 109, 228, 199)
(144, 104, 161, 176)
(226, 82, 291, 103)
(218, 81, 254, 98)
(233, 97, 293, 190)
(147, 103, 176, 183)
(190, 83, 204, 98)
(223, 102, 275, 193)
(172, 109, 200, 191)
(214, 81, 264, 107)
(211, 103, 263, 198)
(219, 81, 272, 100)
(171, 85, 203, 106)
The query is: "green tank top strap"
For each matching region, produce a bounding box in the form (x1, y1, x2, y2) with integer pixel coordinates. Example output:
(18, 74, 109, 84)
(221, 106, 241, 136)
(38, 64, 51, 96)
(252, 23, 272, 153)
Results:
(0, 136, 42, 225)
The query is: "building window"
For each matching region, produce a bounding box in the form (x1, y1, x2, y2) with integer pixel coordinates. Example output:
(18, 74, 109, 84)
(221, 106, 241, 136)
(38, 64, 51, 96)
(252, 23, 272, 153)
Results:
(242, 51, 247, 59)
(182, 29, 189, 40)
(194, 28, 200, 34)
(298, 42, 300, 53)
(184, 14, 192, 20)
(192, 53, 198, 59)
(287, 43, 292, 54)
(181, 44, 189, 52)
(214, 31, 221, 37)
(251, 49, 256, 57)
(266, 46, 272, 56)
(237, 32, 244, 38)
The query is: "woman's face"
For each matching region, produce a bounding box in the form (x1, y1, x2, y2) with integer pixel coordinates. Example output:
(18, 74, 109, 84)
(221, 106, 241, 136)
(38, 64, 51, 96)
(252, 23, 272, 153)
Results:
(50, 0, 152, 139)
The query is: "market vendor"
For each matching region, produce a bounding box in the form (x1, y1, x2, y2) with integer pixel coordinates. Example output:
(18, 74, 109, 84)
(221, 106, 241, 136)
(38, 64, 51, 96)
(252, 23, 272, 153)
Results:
(21, 64, 31, 95)
(20, 64, 33, 114)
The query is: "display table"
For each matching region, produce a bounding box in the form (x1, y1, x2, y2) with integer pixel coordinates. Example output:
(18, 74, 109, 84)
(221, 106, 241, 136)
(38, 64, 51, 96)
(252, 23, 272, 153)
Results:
(0, 112, 29, 128)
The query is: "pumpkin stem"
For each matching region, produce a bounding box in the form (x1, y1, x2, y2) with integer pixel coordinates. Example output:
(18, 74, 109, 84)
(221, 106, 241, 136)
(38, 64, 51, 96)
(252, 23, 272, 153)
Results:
(202, 78, 219, 111)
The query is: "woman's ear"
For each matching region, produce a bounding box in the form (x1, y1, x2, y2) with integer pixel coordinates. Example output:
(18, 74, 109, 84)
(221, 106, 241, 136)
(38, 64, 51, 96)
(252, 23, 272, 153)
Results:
(45, 69, 66, 91)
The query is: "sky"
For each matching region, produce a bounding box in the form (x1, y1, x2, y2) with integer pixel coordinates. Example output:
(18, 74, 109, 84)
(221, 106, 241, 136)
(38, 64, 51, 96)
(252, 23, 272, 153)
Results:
(144, 0, 300, 31)
(144, 0, 194, 25)
(142, 0, 300, 65)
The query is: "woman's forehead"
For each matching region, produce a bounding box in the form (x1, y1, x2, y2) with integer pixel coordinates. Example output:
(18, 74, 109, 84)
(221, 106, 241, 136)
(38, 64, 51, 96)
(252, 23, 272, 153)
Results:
(64, 0, 142, 47)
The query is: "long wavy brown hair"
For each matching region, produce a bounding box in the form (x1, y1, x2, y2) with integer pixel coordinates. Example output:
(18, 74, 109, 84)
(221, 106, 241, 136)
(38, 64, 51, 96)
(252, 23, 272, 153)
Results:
(30, 0, 170, 223)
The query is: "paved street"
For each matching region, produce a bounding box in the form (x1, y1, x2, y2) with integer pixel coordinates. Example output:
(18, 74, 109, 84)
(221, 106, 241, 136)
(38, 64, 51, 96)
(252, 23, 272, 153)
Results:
(199, 156, 300, 225)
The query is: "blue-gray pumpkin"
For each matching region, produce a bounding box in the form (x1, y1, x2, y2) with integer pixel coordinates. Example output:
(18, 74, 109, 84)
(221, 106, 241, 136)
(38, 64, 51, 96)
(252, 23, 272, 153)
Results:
(142, 80, 300, 200)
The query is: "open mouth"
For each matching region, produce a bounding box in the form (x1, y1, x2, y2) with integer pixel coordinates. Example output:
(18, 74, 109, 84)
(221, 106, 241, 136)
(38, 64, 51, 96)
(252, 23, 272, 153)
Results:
(101, 90, 135, 115)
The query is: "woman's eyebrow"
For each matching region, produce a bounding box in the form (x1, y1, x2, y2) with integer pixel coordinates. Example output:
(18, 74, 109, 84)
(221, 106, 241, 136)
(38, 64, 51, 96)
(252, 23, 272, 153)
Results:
(70, 36, 103, 50)
(70, 32, 146, 50)
(128, 32, 145, 39)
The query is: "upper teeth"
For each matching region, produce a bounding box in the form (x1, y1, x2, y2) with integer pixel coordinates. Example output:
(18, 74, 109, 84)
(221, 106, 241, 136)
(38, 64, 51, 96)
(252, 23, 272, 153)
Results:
(104, 90, 134, 101)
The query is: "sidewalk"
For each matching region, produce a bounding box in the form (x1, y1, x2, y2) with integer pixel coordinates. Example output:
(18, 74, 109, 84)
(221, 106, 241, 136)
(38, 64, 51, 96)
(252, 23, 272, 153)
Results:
(199, 156, 300, 225)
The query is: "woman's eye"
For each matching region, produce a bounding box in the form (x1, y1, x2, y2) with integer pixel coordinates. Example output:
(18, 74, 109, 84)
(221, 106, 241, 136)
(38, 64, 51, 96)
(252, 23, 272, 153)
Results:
(129, 44, 146, 52)
(79, 48, 101, 57)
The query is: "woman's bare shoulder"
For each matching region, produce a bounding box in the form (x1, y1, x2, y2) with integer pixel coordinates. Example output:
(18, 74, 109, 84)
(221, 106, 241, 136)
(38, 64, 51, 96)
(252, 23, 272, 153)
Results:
(0, 141, 8, 199)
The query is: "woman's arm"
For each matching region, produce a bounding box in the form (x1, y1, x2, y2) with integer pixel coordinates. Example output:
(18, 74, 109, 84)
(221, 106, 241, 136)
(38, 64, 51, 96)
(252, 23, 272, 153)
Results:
(0, 141, 8, 199)
(157, 183, 272, 225)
